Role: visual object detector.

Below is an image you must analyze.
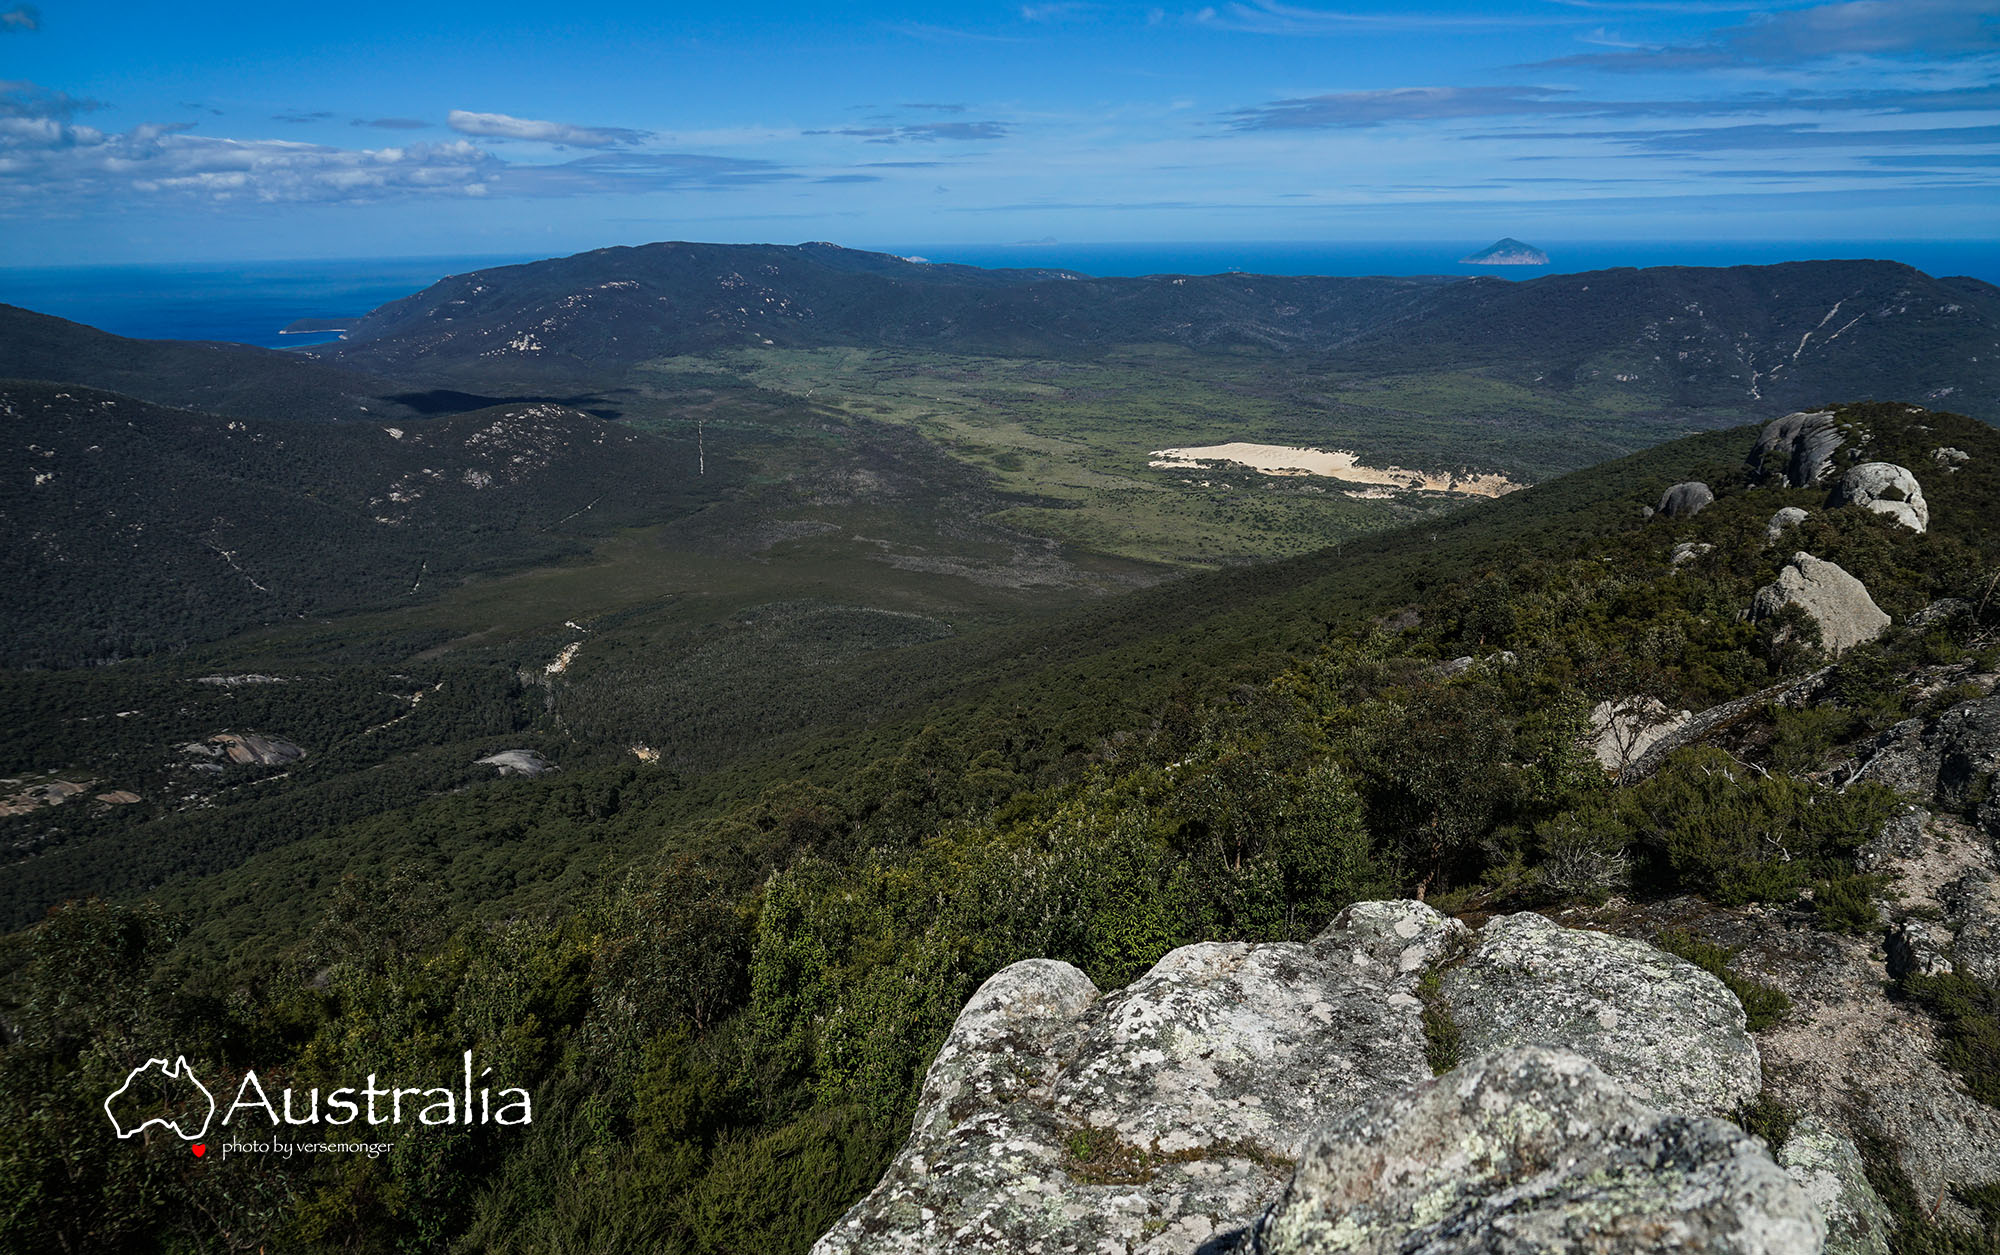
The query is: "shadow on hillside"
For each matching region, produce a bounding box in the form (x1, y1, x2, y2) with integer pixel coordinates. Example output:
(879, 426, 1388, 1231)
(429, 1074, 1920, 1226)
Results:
(385, 389, 624, 420)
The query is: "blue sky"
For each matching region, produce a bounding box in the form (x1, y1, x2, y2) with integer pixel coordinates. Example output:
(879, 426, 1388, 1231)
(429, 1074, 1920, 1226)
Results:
(1, 0, 1996, 264)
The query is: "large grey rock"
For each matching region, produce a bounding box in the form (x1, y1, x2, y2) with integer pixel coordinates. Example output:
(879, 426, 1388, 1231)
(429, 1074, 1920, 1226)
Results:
(1440, 911, 1762, 1116)
(814, 903, 1783, 1255)
(1766, 506, 1811, 543)
(1830, 462, 1929, 533)
(1244, 1046, 1824, 1255)
(811, 902, 1464, 1255)
(1777, 1117, 1892, 1255)
(1753, 411, 1843, 487)
(1658, 480, 1715, 519)
(1751, 553, 1890, 655)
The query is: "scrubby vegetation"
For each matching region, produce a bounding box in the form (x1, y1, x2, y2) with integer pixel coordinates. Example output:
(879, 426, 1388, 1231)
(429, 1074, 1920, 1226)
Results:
(4, 399, 2000, 1252)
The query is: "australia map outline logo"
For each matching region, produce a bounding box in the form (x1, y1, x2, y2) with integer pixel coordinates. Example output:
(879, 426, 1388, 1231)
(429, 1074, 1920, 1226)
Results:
(104, 1056, 216, 1141)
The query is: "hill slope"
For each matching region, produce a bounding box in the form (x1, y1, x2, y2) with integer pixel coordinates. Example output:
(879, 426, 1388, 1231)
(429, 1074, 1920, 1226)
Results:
(0, 381, 714, 665)
(315, 242, 2000, 419)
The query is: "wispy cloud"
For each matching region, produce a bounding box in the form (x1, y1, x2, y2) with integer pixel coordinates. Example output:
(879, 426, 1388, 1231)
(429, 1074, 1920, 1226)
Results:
(491, 151, 791, 194)
(1537, 0, 2000, 69)
(1, 5, 38, 32)
(1020, 2, 1094, 20)
(808, 120, 1010, 144)
(353, 117, 431, 130)
(884, 21, 1027, 43)
(0, 103, 795, 211)
(1591, 121, 2000, 152)
(1, 79, 102, 123)
(272, 110, 332, 124)
(1196, 0, 1589, 34)
(1229, 86, 1599, 129)
(1227, 82, 2000, 129)
(447, 109, 650, 148)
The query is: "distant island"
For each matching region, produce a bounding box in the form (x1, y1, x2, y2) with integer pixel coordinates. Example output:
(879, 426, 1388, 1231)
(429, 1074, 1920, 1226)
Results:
(1460, 238, 1550, 266)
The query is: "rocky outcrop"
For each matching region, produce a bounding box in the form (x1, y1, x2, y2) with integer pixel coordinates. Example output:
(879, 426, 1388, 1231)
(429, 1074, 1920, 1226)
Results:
(1776, 1117, 1892, 1255)
(181, 731, 306, 766)
(1767, 506, 1810, 543)
(1830, 462, 1928, 533)
(1588, 696, 1691, 772)
(1932, 446, 1969, 471)
(813, 903, 1776, 1255)
(1886, 919, 1955, 979)
(475, 749, 557, 777)
(1752, 411, 1843, 487)
(1657, 481, 1715, 519)
(1243, 1046, 1822, 1255)
(1440, 911, 1762, 1116)
(1941, 872, 2000, 984)
(1850, 693, 2000, 834)
(1616, 667, 1834, 786)
(1751, 553, 1890, 655)
(1672, 540, 1715, 565)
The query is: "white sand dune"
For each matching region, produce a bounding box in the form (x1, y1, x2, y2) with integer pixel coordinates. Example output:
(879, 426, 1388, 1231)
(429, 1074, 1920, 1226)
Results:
(1148, 442, 1519, 497)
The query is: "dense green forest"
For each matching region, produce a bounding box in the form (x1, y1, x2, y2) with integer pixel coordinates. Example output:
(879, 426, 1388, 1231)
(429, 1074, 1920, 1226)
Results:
(5, 402, 2000, 1252)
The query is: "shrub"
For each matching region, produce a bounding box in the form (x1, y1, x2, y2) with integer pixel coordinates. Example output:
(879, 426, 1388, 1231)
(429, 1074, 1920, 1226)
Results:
(1653, 929, 1793, 1033)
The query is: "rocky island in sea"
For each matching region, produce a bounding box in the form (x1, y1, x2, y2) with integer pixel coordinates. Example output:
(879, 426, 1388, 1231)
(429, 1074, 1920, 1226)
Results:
(1460, 237, 1550, 266)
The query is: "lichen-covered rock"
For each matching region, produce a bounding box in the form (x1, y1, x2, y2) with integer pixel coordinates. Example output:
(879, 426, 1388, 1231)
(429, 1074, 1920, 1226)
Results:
(1931, 696, 2000, 825)
(1753, 410, 1842, 487)
(812, 903, 1791, 1255)
(1886, 919, 1955, 979)
(1244, 1046, 1823, 1255)
(1751, 552, 1890, 655)
(1671, 540, 1716, 565)
(1858, 695, 2000, 837)
(1941, 873, 2000, 984)
(1766, 506, 1810, 542)
(810, 902, 1465, 1255)
(1830, 462, 1929, 533)
(1907, 597, 1973, 631)
(1856, 805, 1933, 871)
(1658, 480, 1715, 518)
(1777, 1117, 1892, 1255)
(1932, 446, 1969, 470)
(1440, 911, 1761, 1116)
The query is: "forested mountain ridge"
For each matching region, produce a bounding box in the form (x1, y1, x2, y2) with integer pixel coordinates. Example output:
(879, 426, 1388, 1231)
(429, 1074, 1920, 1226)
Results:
(315, 242, 2000, 419)
(0, 381, 715, 665)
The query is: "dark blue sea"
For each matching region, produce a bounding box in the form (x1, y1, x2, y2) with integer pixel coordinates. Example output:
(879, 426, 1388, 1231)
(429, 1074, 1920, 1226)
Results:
(2, 241, 1994, 349)
(897, 240, 2000, 286)
(0, 256, 535, 349)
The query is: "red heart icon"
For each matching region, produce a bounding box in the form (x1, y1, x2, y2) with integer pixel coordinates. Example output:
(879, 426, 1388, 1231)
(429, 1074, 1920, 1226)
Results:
(191, 1144, 206, 1158)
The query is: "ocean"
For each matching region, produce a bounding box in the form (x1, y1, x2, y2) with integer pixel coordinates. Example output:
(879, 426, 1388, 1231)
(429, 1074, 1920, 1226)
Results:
(3, 241, 1995, 349)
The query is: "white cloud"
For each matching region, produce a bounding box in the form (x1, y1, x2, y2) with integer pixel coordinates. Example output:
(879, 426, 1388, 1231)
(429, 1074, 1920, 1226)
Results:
(446, 109, 649, 148)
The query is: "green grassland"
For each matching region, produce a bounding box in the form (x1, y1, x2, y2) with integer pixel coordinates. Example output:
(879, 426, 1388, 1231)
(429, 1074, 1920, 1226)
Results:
(633, 344, 1753, 569)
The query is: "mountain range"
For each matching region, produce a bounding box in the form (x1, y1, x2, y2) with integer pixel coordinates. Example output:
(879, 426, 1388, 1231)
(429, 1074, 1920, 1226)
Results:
(2, 242, 1999, 1255)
